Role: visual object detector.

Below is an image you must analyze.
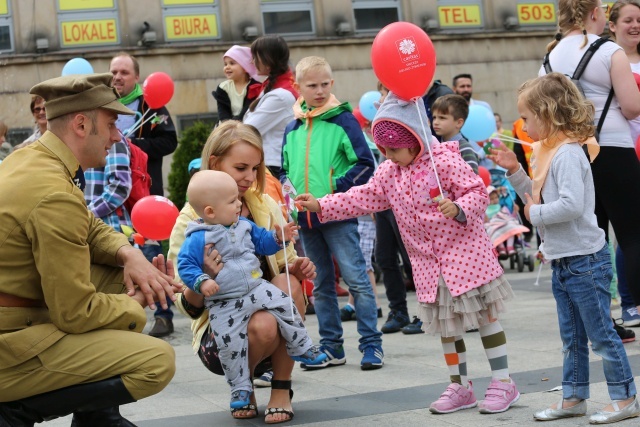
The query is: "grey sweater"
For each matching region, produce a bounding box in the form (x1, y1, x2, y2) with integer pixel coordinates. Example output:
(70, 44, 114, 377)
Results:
(507, 143, 605, 260)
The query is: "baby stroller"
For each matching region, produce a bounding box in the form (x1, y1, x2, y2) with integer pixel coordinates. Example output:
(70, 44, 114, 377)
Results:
(488, 168, 536, 273)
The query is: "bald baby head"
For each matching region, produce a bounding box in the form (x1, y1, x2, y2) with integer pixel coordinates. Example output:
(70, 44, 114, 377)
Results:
(188, 170, 242, 225)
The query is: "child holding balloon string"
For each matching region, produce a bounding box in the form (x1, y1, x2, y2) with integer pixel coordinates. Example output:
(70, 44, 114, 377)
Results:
(296, 91, 521, 415)
(490, 72, 639, 423)
(212, 45, 261, 122)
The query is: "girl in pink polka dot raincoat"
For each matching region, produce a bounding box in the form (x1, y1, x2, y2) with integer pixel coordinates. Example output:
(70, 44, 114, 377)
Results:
(297, 91, 520, 415)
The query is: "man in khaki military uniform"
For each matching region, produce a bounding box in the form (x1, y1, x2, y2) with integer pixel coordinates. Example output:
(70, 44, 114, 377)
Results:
(0, 73, 179, 426)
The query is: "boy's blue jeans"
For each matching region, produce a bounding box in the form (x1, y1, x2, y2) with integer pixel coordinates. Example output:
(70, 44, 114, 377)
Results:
(300, 220, 382, 352)
(551, 244, 636, 401)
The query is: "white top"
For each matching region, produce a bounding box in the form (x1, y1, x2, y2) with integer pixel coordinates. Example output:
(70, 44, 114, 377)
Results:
(219, 79, 248, 117)
(629, 61, 640, 144)
(243, 87, 297, 168)
(539, 34, 632, 148)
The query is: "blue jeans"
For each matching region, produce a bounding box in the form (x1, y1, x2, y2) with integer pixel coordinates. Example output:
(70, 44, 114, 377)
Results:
(551, 244, 636, 400)
(141, 243, 173, 320)
(300, 221, 382, 351)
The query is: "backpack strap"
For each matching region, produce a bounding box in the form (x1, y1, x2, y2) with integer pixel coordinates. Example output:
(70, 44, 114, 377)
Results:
(597, 89, 614, 136)
(543, 52, 552, 74)
(572, 37, 612, 80)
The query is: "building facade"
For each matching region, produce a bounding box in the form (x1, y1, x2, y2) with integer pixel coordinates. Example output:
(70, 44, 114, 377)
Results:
(1, 0, 577, 181)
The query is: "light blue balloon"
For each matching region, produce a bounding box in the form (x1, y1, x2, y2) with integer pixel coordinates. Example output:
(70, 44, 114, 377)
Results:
(359, 90, 381, 121)
(61, 58, 94, 76)
(461, 104, 496, 141)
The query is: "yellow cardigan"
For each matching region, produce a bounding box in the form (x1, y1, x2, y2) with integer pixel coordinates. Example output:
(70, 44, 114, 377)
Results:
(168, 189, 297, 353)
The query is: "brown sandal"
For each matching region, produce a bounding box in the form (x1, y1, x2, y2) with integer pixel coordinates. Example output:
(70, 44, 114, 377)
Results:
(264, 380, 294, 424)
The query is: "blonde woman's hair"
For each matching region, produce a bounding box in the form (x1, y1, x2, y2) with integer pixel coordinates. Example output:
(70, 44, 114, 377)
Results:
(295, 56, 332, 82)
(200, 120, 266, 196)
(0, 120, 7, 138)
(609, 0, 640, 55)
(518, 72, 595, 143)
(547, 0, 600, 52)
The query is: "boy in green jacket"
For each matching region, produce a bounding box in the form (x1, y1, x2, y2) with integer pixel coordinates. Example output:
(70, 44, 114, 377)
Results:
(280, 56, 383, 371)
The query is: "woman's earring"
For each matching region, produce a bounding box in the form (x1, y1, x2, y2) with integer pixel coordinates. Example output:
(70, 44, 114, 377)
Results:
(591, 14, 595, 20)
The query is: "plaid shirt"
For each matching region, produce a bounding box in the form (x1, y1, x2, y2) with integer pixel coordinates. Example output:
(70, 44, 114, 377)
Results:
(84, 140, 132, 232)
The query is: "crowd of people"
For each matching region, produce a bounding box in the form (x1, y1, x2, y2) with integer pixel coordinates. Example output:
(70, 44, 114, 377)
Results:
(1, 0, 640, 425)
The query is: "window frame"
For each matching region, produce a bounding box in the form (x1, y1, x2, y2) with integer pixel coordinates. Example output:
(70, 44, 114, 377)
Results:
(260, 0, 315, 37)
(352, 0, 401, 34)
(0, 0, 14, 54)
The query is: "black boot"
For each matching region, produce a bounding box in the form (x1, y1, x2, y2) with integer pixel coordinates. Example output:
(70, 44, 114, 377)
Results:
(71, 406, 137, 427)
(0, 376, 135, 427)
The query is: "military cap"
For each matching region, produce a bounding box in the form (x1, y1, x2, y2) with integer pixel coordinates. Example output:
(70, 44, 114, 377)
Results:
(30, 72, 135, 120)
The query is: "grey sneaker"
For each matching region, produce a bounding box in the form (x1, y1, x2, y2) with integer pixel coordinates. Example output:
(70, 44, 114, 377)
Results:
(622, 306, 640, 327)
(253, 369, 273, 388)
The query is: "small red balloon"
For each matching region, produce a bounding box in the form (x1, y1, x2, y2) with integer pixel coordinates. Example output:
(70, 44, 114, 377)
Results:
(132, 233, 146, 246)
(131, 196, 179, 241)
(353, 107, 368, 129)
(371, 22, 436, 101)
(478, 166, 491, 187)
(143, 72, 175, 109)
(634, 72, 640, 90)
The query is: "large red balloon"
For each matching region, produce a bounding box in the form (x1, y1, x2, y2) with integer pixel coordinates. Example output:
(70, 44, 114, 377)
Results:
(143, 72, 175, 109)
(371, 22, 436, 101)
(478, 166, 491, 187)
(131, 196, 179, 241)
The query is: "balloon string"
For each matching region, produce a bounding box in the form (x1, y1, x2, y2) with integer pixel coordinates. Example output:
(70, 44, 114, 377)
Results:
(533, 259, 544, 286)
(124, 112, 157, 138)
(493, 133, 534, 147)
(278, 203, 295, 321)
(414, 99, 444, 197)
(123, 109, 150, 138)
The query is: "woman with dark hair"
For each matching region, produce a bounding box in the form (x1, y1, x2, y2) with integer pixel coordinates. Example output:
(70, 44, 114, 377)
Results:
(15, 95, 47, 149)
(243, 35, 299, 177)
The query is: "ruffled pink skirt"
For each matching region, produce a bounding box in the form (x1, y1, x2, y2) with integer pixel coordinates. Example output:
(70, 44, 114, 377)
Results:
(417, 275, 514, 338)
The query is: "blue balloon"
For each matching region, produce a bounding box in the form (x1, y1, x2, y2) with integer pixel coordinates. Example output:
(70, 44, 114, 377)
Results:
(461, 104, 496, 141)
(61, 58, 94, 76)
(359, 91, 381, 121)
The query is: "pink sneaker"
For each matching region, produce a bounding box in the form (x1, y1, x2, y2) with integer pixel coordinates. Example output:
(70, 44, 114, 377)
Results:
(429, 381, 477, 414)
(478, 378, 520, 414)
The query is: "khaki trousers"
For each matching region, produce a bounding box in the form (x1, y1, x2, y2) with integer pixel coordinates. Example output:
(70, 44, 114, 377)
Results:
(0, 265, 176, 402)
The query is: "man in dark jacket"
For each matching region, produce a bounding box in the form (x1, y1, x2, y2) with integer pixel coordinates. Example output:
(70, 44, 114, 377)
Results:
(110, 53, 179, 337)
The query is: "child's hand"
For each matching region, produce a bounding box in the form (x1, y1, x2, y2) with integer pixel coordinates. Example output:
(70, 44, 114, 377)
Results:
(200, 279, 219, 297)
(488, 144, 520, 175)
(523, 193, 535, 222)
(295, 194, 321, 212)
(274, 221, 299, 244)
(438, 198, 460, 219)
